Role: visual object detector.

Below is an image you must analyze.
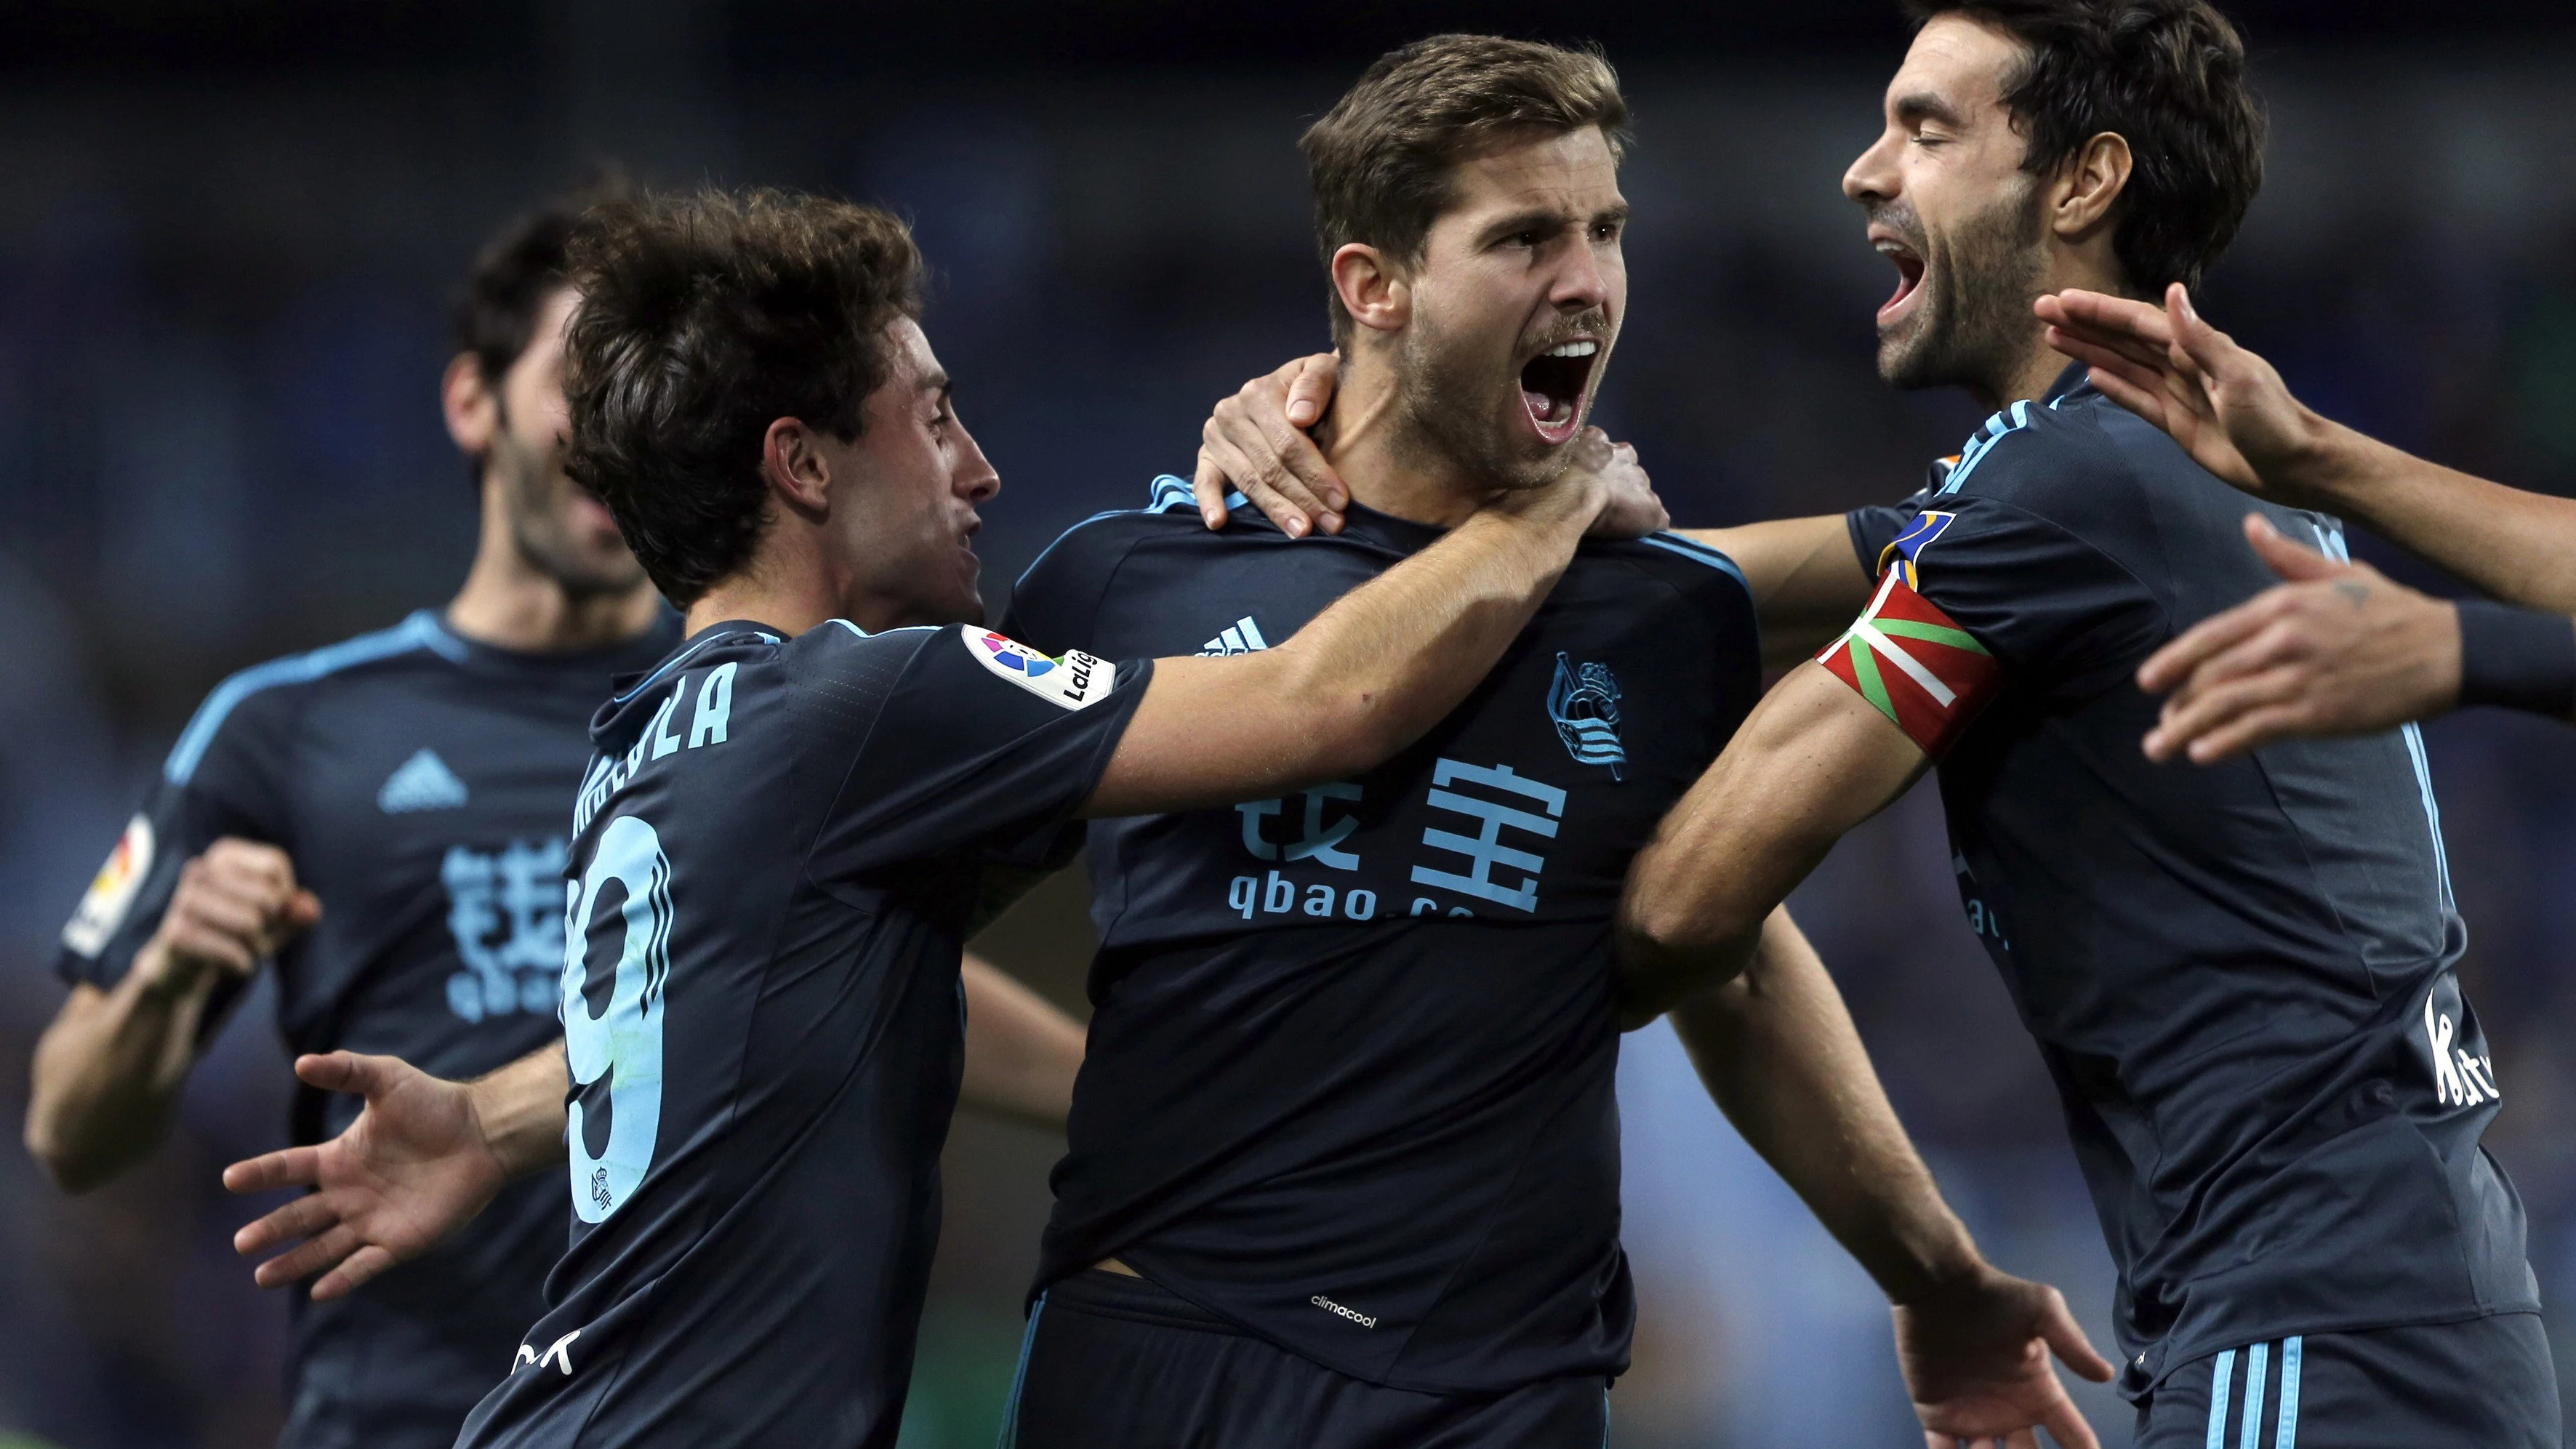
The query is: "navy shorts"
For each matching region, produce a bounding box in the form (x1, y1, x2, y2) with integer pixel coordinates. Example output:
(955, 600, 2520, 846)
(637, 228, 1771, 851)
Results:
(1000, 1269, 1610, 1449)
(2133, 1312, 2558, 1448)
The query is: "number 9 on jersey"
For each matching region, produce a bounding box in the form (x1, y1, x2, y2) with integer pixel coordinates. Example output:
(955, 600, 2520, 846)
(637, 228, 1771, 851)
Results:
(562, 814, 672, 1224)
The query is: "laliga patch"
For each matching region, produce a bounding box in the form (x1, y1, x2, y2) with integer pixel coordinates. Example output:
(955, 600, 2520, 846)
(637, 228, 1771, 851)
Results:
(966, 630, 1114, 710)
(1875, 510, 1956, 590)
(63, 813, 155, 957)
(1817, 571, 2001, 757)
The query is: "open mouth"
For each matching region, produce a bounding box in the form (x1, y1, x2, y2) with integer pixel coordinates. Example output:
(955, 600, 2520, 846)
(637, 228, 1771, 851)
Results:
(1518, 339, 1600, 446)
(1876, 236, 1926, 323)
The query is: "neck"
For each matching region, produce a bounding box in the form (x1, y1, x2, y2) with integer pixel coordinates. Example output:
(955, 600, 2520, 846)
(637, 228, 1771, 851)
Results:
(680, 532, 947, 641)
(1979, 252, 2129, 408)
(445, 505, 660, 654)
(1314, 348, 1490, 529)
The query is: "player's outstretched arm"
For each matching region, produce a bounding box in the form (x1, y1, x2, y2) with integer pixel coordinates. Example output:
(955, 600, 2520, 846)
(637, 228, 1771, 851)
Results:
(958, 953, 1084, 1131)
(223, 1043, 568, 1301)
(1666, 910, 2111, 1449)
(1674, 516, 1880, 669)
(1617, 663, 1929, 1018)
(26, 839, 318, 1193)
(1087, 457, 1653, 816)
(2042, 283, 2576, 616)
(2134, 514, 2576, 760)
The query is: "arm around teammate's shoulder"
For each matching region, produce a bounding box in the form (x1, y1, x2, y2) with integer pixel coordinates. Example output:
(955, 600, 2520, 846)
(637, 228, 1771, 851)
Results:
(1085, 463, 1642, 818)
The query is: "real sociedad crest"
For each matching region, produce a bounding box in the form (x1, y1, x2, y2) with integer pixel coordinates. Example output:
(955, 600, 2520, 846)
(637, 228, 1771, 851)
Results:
(1548, 652, 1625, 779)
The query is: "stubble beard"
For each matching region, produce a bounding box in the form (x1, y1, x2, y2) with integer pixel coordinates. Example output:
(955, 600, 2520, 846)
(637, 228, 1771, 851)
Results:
(1876, 182, 2047, 399)
(1390, 309, 1577, 495)
(492, 419, 646, 598)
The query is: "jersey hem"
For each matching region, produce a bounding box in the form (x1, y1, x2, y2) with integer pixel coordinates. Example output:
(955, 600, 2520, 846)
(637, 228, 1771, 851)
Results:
(2129, 1298, 2545, 1401)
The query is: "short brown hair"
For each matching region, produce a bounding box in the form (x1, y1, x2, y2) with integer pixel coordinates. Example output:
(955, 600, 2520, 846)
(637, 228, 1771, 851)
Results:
(1901, 0, 2265, 292)
(1301, 34, 1629, 345)
(563, 188, 923, 604)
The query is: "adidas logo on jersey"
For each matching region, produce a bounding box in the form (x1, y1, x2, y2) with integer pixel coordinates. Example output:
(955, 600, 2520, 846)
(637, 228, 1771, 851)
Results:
(379, 748, 469, 813)
(1197, 616, 1269, 656)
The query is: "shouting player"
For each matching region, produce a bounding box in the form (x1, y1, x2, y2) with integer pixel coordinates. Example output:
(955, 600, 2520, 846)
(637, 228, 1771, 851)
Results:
(222, 186, 1675, 1448)
(999, 36, 2106, 1449)
(28, 189, 1085, 1448)
(1614, 3, 2554, 1446)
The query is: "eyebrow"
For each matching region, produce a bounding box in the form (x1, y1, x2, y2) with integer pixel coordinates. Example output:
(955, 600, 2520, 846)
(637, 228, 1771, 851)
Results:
(1893, 91, 1967, 129)
(917, 370, 951, 399)
(1479, 204, 1627, 245)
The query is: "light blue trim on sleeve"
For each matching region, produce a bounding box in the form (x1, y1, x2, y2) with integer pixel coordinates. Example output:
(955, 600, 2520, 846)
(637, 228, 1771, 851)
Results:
(1637, 531, 1749, 588)
(163, 611, 450, 784)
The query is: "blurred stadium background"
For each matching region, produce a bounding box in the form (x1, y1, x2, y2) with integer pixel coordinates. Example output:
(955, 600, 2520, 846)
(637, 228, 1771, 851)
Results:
(4, 1, 2576, 1445)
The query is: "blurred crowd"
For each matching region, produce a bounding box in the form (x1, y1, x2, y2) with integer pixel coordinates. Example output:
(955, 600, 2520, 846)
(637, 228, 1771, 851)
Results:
(4, 12, 2576, 1447)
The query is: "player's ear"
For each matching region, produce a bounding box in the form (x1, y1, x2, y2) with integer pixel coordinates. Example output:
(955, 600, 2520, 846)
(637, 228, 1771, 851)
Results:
(761, 417, 832, 518)
(442, 353, 497, 459)
(2052, 131, 2132, 242)
(1330, 242, 1410, 335)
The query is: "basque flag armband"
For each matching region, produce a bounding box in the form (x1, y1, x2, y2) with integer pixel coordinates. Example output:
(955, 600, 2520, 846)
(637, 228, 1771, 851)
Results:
(1816, 512, 2003, 756)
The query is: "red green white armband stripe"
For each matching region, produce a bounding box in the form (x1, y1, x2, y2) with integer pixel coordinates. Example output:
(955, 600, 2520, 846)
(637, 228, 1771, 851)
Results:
(1815, 572, 2002, 756)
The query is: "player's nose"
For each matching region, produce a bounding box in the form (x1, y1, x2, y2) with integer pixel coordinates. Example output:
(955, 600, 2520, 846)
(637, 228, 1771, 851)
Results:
(951, 415, 1000, 504)
(1549, 246, 1612, 315)
(1844, 129, 1900, 205)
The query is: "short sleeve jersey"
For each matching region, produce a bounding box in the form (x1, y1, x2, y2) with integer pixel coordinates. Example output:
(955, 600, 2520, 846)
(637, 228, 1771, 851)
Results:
(455, 620, 1147, 1449)
(1839, 367, 2535, 1397)
(53, 607, 680, 1448)
(1000, 478, 1761, 1395)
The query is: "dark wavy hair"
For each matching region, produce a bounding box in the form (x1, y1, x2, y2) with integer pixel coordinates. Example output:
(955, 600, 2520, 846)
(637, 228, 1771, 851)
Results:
(1301, 33, 1629, 346)
(1901, 0, 2266, 292)
(562, 189, 923, 604)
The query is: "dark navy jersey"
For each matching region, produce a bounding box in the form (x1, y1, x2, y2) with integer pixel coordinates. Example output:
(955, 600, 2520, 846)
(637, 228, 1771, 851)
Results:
(53, 607, 681, 1448)
(457, 619, 1147, 1449)
(1000, 475, 1762, 1395)
(1842, 366, 2536, 1398)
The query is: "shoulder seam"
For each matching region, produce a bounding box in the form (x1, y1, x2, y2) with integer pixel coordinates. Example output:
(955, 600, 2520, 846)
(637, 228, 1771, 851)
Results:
(1634, 531, 1749, 588)
(164, 611, 456, 784)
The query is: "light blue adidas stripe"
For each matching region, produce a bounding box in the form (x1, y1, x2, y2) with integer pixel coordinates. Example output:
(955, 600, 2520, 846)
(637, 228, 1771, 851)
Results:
(995, 1291, 1047, 1449)
(2305, 521, 2455, 908)
(164, 611, 463, 785)
(2204, 1337, 2303, 1447)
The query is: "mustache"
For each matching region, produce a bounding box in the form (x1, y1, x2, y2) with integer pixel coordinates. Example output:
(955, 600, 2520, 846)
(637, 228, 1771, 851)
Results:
(1525, 310, 1615, 353)
(1867, 199, 1927, 251)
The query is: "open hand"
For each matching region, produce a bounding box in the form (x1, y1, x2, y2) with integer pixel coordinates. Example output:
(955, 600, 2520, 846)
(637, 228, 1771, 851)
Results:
(223, 1051, 510, 1301)
(1193, 353, 1344, 536)
(2137, 513, 2460, 762)
(2037, 284, 2322, 507)
(1895, 1261, 2114, 1449)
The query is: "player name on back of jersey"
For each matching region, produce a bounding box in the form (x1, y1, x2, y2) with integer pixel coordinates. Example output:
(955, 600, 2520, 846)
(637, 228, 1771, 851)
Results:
(574, 661, 739, 838)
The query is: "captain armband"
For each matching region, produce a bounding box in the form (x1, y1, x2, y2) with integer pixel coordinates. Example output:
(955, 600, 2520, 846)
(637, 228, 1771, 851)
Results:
(1815, 571, 2003, 757)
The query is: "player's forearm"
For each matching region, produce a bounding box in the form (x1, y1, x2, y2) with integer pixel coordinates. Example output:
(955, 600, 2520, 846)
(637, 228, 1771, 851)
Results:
(1265, 480, 1597, 776)
(25, 960, 228, 1192)
(958, 955, 1085, 1131)
(1666, 912, 1981, 1305)
(1677, 515, 1874, 668)
(2287, 421, 2576, 614)
(1090, 478, 1595, 815)
(466, 1042, 570, 1181)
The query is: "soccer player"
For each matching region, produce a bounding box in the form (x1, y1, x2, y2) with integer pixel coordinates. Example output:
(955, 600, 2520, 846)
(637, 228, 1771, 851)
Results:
(222, 185, 1676, 1449)
(1613, 4, 2555, 1446)
(25, 191, 1084, 1448)
(998, 36, 2106, 1449)
(2034, 281, 2576, 758)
